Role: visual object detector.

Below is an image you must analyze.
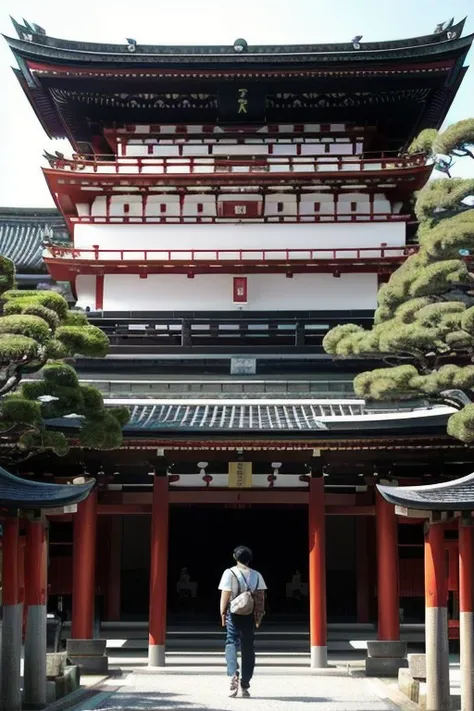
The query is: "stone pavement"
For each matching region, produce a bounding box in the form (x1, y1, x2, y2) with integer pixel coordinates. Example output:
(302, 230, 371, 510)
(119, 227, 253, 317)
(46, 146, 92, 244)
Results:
(75, 664, 405, 711)
(58, 651, 464, 710)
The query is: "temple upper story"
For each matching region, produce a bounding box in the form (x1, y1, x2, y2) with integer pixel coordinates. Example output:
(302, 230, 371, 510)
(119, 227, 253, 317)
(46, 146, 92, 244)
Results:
(4, 20, 472, 313)
(5, 18, 472, 154)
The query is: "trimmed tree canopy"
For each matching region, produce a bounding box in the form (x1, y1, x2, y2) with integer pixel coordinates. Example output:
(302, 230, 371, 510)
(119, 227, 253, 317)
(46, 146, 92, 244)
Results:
(0, 267, 128, 454)
(324, 118, 474, 443)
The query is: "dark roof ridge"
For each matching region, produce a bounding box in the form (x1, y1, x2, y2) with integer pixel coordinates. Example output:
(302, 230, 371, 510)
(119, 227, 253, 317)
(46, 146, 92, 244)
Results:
(4, 17, 468, 58)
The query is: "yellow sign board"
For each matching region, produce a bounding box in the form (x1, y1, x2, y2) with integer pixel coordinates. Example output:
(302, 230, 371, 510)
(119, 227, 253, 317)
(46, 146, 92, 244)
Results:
(228, 461, 252, 488)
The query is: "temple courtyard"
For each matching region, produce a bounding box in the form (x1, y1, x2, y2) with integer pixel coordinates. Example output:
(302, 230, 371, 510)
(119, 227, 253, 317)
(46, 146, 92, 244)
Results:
(53, 652, 463, 710)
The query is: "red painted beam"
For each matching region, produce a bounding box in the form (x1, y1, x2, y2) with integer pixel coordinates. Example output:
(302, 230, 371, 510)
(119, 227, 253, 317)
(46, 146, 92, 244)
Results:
(99, 490, 358, 505)
(28, 57, 456, 79)
(98, 504, 151, 515)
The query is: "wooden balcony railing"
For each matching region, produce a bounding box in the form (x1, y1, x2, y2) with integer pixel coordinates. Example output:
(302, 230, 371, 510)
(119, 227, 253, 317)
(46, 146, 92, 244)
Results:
(45, 245, 415, 263)
(47, 152, 426, 175)
(86, 311, 376, 354)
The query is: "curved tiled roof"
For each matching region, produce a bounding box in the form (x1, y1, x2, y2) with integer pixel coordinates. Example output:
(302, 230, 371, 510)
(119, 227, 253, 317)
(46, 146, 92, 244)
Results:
(4, 18, 469, 64)
(377, 473, 474, 511)
(0, 465, 94, 509)
(121, 401, 452, 432)
(5, 19, 471, 147)
(45, 400, 454, 435)
(0, 208, 68, 271)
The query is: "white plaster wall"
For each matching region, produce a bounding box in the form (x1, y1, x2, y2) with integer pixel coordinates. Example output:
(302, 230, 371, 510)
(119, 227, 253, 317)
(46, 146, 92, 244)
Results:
(88, 193, 394, 219)
(98, 273, 378, 311)
(74, 222, 405, 252)
(75, 275, 96, 309)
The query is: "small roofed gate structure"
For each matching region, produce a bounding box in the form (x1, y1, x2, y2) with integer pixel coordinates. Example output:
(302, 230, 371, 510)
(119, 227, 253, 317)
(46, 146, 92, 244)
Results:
(378, 475, 474, 711)
(0, 466, 94, 711)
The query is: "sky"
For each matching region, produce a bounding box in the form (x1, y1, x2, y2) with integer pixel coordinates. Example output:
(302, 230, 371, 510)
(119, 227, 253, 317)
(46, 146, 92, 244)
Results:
(0, 0, 473, 208)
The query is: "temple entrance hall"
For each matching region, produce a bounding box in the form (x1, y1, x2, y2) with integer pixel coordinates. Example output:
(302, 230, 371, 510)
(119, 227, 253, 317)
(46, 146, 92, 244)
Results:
(120, 506, 359, 623)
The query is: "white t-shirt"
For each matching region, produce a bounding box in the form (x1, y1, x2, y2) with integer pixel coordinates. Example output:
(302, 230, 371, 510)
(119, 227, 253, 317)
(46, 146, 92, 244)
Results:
(218, 565, 267, 600)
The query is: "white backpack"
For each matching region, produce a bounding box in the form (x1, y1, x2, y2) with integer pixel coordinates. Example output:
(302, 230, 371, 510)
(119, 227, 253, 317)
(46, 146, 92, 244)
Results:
(229, 569, 257, 616)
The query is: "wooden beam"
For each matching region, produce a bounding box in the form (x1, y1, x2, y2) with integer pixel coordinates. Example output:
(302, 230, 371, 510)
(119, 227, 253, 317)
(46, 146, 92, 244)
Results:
(98, 490, 360, 506)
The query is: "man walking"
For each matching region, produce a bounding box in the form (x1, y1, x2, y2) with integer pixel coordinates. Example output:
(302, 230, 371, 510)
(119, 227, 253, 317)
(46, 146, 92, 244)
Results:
(218, 545, 267, 698)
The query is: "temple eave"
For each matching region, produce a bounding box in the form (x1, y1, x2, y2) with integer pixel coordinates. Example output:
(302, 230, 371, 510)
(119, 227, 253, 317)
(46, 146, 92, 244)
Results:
(0, 465, 95, 509)
(377, 473, 474, 511)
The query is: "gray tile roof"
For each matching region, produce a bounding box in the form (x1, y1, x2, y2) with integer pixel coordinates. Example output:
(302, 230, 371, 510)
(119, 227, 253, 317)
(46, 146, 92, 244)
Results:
(377, 473, 474, 511)
(128, 403, 342, 430)
(0, 208, 68, 271)
(44, 399, 453, 436)
(0, 465, 94, 509)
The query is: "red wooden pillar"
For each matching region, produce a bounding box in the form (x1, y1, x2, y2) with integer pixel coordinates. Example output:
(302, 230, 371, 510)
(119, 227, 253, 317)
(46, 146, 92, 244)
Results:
(356, 517, 370, 623)
(148, 476, 169, 666)
(72, 489, 98, 639)
(376, 490, 400, 640)
(1, 514, 22, 711)
(24, 517, 48, 707)
(308, 476, 327, 668)
(105, 516, 122, 621)
(425, 522, 450, 711)
(459, 517, 474, 711)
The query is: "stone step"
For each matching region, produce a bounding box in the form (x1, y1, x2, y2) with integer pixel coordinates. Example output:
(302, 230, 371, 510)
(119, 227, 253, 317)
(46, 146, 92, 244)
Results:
(103, 637, 358, 652)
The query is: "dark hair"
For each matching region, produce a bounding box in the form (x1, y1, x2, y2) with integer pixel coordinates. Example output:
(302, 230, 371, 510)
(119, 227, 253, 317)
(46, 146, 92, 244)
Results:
(233, 545, 252, 565)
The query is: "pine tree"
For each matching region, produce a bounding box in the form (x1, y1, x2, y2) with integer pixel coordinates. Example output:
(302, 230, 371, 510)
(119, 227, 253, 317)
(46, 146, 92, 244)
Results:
(323, 119, 474, 442)
(0, 261, 128, 455)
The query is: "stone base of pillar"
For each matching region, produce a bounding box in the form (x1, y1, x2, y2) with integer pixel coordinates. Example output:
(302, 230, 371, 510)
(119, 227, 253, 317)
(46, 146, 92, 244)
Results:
(1, 603, 23, 711)
(425, 606, 450, 711)
(365, 640, 408, 678)
(310, 646, 327, 668)
(460, 610, 474, 711)
(366, 656, 408, 677)
(24, 604, 47, 709)
(148, 644, 166, 667)
(66, 639, 108, 675)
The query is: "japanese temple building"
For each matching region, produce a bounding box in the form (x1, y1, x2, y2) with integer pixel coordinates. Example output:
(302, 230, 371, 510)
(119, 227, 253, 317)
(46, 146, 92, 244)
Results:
(2, 18, 474, 668)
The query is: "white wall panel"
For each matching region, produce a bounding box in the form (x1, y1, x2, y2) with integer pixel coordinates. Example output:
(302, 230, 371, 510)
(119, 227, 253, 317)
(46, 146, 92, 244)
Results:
(75, 275, 96, 309)
(101, 273, 378, 311)
(74, 222, 405, 252)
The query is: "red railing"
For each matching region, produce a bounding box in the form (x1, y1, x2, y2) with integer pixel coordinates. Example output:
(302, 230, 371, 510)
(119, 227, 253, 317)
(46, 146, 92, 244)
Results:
(45, 245, 417, 262)
(47, 153, 426, 175)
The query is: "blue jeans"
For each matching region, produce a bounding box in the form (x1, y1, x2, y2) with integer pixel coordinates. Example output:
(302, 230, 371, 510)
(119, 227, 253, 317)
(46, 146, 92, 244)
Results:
(225, 611, 255, 688)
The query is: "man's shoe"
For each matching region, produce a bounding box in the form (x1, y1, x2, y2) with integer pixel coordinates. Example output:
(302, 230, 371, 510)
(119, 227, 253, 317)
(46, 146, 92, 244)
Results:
(241, 687, 251, 698)
(229, 673, 239, 697)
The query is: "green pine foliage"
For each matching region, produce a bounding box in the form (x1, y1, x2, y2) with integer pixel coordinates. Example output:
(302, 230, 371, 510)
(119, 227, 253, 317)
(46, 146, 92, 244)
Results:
(323, 118, 474, 442)
(0, 265, 129, 454)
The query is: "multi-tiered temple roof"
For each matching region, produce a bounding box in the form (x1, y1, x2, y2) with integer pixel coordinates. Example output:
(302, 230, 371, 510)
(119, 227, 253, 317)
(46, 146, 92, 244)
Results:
(2, 20, 473, 466)
(4, 19, 472, 153)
